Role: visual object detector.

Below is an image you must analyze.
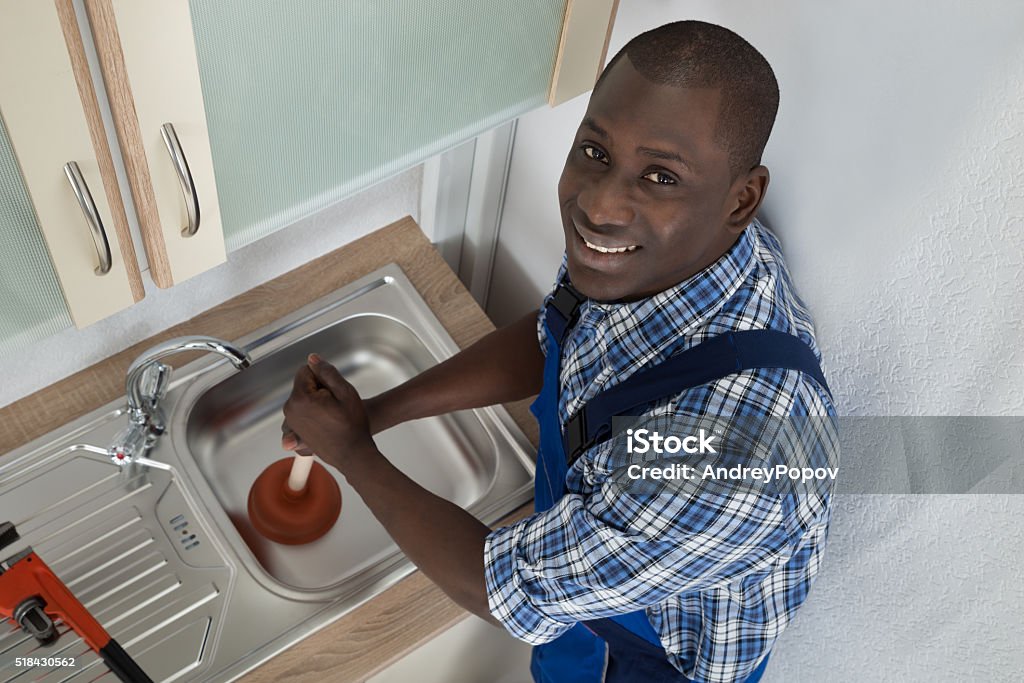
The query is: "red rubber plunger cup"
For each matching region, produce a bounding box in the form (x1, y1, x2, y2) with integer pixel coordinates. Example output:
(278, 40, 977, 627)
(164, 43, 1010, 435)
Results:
(247, 454, 342, 545)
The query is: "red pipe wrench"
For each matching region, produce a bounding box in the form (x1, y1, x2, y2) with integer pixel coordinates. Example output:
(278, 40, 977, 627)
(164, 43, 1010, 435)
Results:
(0, 521, 152, 682)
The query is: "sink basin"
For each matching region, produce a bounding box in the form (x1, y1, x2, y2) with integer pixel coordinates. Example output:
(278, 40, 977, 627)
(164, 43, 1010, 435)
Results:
(0, 264, 535, 682)
(184, 313, 514, 590)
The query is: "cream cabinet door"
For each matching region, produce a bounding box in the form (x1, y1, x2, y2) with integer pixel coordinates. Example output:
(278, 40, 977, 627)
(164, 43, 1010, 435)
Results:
(0, 0, 143, 330)
(86, 0, 226, 289)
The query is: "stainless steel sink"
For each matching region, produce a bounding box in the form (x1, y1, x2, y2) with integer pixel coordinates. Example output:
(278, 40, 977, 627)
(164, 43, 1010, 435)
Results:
(180, 284, 530, 593)
(0, 264, 535, 682)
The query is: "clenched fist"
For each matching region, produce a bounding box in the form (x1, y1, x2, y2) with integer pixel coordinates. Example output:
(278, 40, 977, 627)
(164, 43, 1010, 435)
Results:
(280, 353, 377, 473)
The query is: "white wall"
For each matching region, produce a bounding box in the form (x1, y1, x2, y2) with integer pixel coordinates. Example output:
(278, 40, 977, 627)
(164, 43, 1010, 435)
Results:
(488, 1, 1024, 681)
(0, 167, 421, 409)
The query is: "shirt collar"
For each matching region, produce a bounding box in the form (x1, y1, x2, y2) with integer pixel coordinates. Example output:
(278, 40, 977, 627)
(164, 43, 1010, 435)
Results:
(566, 223, 758, 392)
(583, 222, 755, 329)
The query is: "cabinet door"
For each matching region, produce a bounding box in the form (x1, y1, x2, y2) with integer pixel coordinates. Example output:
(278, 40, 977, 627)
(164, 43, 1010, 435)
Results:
(83, 0, 616, 264)
(0, 0, 143, 331)
(0, 117, 72, 351)
(86, 0, 226, 289)
(126, 0, 572, 252)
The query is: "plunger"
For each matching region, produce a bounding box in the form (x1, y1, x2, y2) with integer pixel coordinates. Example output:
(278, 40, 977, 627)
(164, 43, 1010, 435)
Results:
(247, 452, 342, 545)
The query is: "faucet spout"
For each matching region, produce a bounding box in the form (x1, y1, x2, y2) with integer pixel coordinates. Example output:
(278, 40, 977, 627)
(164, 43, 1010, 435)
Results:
(113, 336, 251, 466)
(125, 336, 250, 415)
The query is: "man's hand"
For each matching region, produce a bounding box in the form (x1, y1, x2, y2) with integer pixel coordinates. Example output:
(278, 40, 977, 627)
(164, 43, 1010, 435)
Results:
(281, 354, 377, 470)
(277, 355, 502, 628)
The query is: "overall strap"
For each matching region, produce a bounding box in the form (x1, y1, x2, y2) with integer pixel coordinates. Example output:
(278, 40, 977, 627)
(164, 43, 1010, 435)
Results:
(544, 279, 587, 347)
(563, 329, 832, 466)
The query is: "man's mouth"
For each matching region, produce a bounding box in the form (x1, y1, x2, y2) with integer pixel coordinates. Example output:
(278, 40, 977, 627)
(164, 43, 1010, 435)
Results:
(583, 239, 638, 254)
(574, 221, 639, 254)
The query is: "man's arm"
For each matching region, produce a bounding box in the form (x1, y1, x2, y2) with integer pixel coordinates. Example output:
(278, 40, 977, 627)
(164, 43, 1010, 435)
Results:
(340, 445, 500, 625)
(281, 356, 505, 625)
(365, 308, 544, 433)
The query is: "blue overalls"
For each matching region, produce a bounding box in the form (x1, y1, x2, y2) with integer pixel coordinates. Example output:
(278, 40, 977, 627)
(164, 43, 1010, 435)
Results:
(528, 278, 831, 683)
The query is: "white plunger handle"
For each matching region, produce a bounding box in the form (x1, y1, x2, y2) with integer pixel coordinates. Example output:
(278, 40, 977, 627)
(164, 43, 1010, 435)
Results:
(287, 453, 315, 492)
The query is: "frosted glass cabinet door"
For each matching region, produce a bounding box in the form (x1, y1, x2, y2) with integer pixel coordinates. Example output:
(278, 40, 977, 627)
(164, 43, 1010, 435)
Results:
(0, 119, 71, 353)
(166, 1, 573, 250)
(184, 0, 572, 250)
(0, 0, 143, 333)
(86, 0, 227, 289)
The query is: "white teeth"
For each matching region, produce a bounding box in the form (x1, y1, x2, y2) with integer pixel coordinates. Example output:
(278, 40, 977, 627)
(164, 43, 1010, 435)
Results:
(583, 239, 637, 254)
(574, 221, 638, 253)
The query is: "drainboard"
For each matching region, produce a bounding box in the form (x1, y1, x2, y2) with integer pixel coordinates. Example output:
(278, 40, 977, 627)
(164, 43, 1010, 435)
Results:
(0, 435, 231, 683)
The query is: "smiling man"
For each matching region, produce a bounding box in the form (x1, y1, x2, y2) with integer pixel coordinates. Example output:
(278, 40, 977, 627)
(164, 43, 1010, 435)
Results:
(281, 21, 838, 683)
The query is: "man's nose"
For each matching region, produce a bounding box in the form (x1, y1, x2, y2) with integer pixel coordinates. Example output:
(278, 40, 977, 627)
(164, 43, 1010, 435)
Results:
(575, 172, 634, 227)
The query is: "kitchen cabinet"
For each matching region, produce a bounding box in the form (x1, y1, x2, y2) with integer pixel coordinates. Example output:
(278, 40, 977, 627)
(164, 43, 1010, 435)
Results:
(0, 0, 143, 335)
(91, 0, 612, 252)
(0, 0, 616, 352)
(86, 0, 227, 288)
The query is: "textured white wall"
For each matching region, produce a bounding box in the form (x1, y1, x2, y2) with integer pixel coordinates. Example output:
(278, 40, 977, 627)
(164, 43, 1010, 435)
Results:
(0, 167, 421, 409)
(488, 1, 1024, 680)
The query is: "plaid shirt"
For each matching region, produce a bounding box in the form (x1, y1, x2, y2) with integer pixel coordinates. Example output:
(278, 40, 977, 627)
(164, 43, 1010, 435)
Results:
(484, 219, 838, 683)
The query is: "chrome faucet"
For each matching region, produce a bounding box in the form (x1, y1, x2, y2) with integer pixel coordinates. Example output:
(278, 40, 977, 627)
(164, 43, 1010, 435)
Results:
(109, 336, 250, 466)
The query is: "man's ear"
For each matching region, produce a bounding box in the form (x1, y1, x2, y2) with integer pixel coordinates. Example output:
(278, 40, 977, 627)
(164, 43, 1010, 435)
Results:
(725, 165, 770, 233)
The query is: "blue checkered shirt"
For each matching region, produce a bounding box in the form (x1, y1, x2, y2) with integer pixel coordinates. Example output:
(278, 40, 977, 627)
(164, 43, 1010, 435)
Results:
(484, 219, 838, 683)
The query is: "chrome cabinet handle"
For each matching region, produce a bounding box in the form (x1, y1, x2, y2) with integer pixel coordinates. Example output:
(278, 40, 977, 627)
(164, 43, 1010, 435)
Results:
(160, 122, 200, 237)
(63, 161, 112, 276)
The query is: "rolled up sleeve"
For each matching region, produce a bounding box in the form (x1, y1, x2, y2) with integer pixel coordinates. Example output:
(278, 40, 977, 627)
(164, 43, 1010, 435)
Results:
(484, 518, 573, 644)
(483, 480, 790, 644)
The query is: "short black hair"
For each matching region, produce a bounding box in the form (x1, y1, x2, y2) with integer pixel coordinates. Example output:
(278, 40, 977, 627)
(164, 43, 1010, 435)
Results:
(596, 21, 780, 178)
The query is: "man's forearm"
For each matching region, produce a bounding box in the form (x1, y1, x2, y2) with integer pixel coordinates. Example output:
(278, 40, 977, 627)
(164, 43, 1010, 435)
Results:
(343, 445, 501, 626)
(366, 309, 543, 433)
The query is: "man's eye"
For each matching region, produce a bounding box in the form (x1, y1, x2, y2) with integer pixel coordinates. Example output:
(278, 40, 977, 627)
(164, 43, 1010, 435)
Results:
(581, 144, 608, 163)
(643, 171, 676, 185)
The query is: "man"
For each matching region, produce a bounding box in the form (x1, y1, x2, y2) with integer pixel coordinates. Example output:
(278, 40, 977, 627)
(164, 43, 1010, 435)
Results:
(281, 21, 837, 683)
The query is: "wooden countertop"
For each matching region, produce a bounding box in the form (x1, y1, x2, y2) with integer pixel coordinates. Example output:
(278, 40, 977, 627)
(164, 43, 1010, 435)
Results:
(0, 216, 539, 682)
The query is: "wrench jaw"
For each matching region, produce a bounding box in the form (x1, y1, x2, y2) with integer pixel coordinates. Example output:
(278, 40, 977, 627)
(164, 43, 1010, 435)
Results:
(0, 527, 54, 646)
(0, 525, 58, 648)
(13, 595, 58, 644)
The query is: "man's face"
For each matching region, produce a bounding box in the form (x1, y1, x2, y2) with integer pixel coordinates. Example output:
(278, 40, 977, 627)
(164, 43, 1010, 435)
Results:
(558, 57, 741, 302)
